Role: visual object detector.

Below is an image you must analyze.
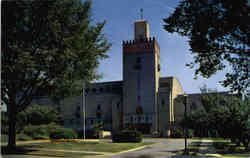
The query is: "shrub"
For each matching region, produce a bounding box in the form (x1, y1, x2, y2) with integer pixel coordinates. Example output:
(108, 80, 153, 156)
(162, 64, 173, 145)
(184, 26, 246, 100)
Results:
(17, 133, 33, 141)
(170, 127, 183, 138)
(77, 129, 99, 139)
(23, 125, 49, 138)
(22, 123, 62, 139)
(33, 135, 49, 140)
(112, 130, 142, 143)
(50, 127, 77, 139)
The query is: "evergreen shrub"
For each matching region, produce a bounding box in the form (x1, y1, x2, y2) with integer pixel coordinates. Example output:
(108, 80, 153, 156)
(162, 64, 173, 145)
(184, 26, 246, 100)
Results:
(112, 130, 142, 143)
(50, 127, 77, 139)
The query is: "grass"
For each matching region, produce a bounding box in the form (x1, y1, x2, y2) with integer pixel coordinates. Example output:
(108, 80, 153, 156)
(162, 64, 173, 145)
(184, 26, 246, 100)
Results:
(212, 140, 250, 158)
(1, 146, 99, 157)
(174, 138, 249, 158)
(220, 153, 250, 158)
(1, 134, 8, 143)
(2, 139, 154, 157)
(21, 141, 154, 153)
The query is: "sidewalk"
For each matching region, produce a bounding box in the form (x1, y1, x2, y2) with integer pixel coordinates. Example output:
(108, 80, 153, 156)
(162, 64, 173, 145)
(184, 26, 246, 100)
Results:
(171, 139, 220, 158)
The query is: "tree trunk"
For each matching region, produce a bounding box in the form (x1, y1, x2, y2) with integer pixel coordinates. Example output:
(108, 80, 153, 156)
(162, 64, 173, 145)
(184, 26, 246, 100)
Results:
(7, 102, 17, 149)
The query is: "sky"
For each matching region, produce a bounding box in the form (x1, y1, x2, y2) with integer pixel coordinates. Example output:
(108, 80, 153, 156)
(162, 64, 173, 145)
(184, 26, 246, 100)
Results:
(91, 0, 230, 94)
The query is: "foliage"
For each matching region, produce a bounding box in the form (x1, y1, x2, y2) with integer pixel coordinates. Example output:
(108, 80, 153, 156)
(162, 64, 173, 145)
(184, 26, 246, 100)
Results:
(112, 130, 142, 143)
(1, 113, 8, 134)
(170, 127, 183, 138)
(17, 104, 61, 130)
(16, 133, 33, 141)
(182, 94, 250, 150)
(22, 123, 62, 139)
(77, 122, 104, 139)
(49, 127, 77, 139)
(163, 0, 250, 95)
(170, 125, 193, 138)
(2, 0, 110, 148)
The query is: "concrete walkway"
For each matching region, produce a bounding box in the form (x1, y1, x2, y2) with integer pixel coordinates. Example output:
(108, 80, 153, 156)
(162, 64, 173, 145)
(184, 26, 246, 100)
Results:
(2, 138, 222, 158)
(84, 138, 195, 158)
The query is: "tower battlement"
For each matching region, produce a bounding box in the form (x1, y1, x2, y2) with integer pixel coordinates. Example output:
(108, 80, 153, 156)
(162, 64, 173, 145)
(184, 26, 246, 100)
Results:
(122, 37, 160, 54)
(123, 37, 155, 46)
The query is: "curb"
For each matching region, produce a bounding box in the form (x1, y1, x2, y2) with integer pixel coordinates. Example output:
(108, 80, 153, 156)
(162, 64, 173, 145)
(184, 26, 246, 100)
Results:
(117, 145, 147, 154)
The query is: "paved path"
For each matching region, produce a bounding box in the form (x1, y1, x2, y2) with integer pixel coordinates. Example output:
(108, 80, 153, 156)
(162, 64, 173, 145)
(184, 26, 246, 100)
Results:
(2, 139, 195, 158)
(85, 139, 194, 158)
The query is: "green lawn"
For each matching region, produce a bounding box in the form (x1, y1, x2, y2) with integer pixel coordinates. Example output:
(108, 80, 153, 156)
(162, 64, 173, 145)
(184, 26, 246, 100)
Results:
(1, 146, 99, 157)
(2, 140, 154, 157)
(22, 141, 153, 153)
(1, 134, 8, 143)
(212, 140, 250, 158)
(221, 153, 250, 158)
(184, 138, 250, 158)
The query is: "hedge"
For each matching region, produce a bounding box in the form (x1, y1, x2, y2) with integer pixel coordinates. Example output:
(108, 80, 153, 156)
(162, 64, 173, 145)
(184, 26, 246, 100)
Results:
(50, 127, 77, 139)
(112, 130, 142, 143)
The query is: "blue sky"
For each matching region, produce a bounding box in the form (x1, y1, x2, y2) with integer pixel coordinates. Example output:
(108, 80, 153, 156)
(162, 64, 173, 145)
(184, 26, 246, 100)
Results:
(91, 0, 229, 94)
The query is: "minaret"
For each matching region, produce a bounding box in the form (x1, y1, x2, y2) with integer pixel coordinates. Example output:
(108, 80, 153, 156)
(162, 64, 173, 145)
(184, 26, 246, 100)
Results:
(122, 16, 160, 133)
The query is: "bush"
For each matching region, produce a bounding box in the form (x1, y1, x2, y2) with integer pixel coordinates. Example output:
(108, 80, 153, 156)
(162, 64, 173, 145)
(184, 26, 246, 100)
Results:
(33, 135, 49, 140)
(112, 130, 142, 143)
(22, 123, 62, 139)
(170, 127, 193, 138)
(170, 127, 183, 138)
(23, 125, 49, 138)
(17, 133, 33, 141)
(50, 127, 77, 139)
(77, 129, 99, 139)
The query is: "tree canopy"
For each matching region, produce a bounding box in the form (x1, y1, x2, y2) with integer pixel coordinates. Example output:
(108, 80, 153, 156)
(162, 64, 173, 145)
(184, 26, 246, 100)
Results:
(2, 0, 110, 148)
(163, 0, 250, 95)
(182, 94, 250, 150)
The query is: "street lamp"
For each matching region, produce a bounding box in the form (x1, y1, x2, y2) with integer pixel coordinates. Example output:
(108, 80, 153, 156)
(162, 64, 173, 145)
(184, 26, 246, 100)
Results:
(82, 85, 89, 141)
(183, 94, 188, 155)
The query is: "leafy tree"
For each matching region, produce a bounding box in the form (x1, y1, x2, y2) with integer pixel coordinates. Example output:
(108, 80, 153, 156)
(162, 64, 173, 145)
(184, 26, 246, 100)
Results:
(183, 94, 250, 150)
(163, 0, 250, 95)
(2, 0, 110, 148)
(17, 104, 61, 130)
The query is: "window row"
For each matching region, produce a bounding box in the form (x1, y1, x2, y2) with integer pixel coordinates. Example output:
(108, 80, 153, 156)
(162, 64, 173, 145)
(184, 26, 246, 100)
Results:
(85, 87, 122, 93)
(124, 115, 153, 124)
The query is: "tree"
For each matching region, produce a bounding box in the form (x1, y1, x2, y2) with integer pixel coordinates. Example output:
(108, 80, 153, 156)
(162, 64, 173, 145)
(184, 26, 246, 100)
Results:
(2, 0, 111, 148)
(17, 104, 62, 129)
(163, 0, 250, 95)
(183, 94, 250, 150)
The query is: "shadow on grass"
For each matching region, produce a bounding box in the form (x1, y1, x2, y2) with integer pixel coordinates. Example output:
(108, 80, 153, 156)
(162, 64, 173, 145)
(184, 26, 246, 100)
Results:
(1, 146, 37, 155)
(158, 140, 249, 158)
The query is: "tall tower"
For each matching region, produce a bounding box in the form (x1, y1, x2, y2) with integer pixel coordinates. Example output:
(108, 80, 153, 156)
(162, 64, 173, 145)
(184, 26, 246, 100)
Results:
(122, 20, 160, 133)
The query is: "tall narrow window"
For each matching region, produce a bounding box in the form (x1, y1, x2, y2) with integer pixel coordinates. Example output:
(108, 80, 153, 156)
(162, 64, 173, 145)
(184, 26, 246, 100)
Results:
(97, 104, 101, 110)
(136, 57, 141, 63)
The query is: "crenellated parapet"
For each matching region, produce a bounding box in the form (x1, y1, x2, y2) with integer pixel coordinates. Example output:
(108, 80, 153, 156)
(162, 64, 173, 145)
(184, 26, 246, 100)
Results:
(122, 37, 160, 55)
